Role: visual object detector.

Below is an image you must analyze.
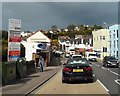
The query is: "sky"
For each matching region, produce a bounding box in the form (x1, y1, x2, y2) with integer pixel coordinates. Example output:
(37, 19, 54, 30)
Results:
(1, 2, 119, 32)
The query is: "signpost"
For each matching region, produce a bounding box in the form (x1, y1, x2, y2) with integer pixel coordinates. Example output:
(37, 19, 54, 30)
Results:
(8, 19, 21, 61)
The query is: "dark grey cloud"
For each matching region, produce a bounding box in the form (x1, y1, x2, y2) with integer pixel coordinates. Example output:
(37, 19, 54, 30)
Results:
(2, 2, 118, 31)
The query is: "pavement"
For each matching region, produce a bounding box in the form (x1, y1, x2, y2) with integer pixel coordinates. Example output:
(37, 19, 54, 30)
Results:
(2, 66, 62, 95)
(96, 58, 102, 63)
(2, 55, 64, 96)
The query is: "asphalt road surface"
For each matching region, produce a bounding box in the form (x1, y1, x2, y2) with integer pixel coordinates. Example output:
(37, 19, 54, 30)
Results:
(35, 69, 109, 95)
(33, 57, 119, 95)
(91, 61, 120, 95)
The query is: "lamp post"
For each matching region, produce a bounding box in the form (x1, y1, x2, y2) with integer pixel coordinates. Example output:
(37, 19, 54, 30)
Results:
(50, 31, 53, 40)
(103, 22, 108, 29)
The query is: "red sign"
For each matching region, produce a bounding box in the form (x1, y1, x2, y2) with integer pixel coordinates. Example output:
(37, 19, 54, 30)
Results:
(9, 50, 20, 56)
(9, 36, 22, 42)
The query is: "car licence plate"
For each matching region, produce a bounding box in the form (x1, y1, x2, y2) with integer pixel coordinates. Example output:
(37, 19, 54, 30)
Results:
(73, 69, 83, 72)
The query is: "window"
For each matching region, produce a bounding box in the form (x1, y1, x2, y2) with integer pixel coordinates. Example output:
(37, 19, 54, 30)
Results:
(97, 37, 98, 40)
(100, 36, 102, 40)
(117, 40, 118, 48)
(117, 30, 118, 38)
(113, 34, 115, 38)
(103, 36, 105, 40)
(114, 41, 115, 48)
(110, 35, 111, 39)
(117, 51, 118, 57)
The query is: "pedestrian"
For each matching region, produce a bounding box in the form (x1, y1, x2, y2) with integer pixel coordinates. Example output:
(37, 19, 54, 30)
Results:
(39, 56, 44, 72)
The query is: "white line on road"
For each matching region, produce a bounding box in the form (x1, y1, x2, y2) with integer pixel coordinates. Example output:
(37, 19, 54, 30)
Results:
(102, 67, 108, 70)
(115, 79, 120, 85)
(97, 79, 109, 92)
(109, 70, 120, 76)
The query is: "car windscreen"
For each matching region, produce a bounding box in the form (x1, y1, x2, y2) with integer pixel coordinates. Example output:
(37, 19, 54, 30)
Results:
(107, 57, 117, 60)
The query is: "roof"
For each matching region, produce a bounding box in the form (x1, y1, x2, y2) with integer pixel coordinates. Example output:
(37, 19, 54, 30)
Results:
(27, 30, 51, 43)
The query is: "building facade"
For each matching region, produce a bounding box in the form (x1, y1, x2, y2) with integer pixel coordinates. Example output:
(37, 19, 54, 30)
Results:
(118, 25, 120, 61)
(92, 29, 110, 60)
(22, 30, 51, 66)
(109, 24, 119, 59)
(75, 35, 93, 46)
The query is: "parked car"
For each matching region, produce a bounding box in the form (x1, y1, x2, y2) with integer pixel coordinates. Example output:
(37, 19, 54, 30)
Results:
(103, 56, 119, 67)
(62, 58, 93, 83)
(65, 52, 70, 58)
(71, 54, 82, 59)
(85, 52, 97, 62)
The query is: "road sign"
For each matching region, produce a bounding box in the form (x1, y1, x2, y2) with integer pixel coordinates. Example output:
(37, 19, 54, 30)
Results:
(9, 42, 20, 50)
(9, 19, 21, 31)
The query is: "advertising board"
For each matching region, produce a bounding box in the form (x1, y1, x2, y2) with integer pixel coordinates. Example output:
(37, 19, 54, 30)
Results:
(8, 19, 21, 61)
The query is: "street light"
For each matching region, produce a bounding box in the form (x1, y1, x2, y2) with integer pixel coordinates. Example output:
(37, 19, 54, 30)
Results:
(103, 22, 108, 29)
(50, 31, 53, 40)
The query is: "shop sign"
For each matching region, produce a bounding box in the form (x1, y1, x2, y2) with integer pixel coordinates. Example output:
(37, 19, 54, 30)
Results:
(37, 43, 47, 49)
(9, 36, 21, 42)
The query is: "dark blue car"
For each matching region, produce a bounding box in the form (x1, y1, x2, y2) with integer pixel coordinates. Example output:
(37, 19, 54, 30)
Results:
(62, 58, 93, 83)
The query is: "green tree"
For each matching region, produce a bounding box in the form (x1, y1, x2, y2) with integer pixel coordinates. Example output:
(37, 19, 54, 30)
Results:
(51, 25, 58, 33)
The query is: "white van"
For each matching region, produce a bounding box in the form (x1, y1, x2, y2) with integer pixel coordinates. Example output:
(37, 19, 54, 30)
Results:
(85, 52, 97, 62)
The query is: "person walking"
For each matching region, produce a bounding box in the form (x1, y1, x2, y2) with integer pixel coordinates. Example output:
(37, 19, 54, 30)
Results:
(39, 56, 44, 72)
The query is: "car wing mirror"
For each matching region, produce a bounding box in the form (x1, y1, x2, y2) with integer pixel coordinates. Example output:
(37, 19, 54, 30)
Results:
(89, 62, 92, 65)
(63, 63, 66, 65)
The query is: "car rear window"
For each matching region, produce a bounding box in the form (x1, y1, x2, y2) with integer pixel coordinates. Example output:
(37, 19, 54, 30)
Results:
(68, 58, 89, 65)
(72, 56, 82, 58)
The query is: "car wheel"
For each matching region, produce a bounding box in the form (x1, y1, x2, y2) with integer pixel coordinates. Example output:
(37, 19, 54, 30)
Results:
(62, 78, 67, 83)
(106, 64, 108, 67)
(62, 79, 66, 83)
(89, 78, 93, 83)
(116, 65, 119, 68)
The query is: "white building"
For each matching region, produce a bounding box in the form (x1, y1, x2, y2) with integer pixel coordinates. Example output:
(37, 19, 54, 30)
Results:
(21, 31, 32, 37)
(21, 30, 51, 66)
(109, 24, 119, 59)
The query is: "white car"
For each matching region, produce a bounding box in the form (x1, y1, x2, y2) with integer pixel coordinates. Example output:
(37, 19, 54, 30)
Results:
(85, 52, 97, 62)
(71, 54, 82, 59)
(65, 53, 70, 58)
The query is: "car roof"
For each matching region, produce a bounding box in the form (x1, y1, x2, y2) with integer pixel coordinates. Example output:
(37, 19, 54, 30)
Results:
(72, 54, 82, 57)
(105, 56, 116, 58)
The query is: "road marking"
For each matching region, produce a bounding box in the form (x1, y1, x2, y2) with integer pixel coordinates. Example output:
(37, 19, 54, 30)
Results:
(102, 67, 108, 70)
(107, 68, 110, 70)
(109, 70, 120, 76)
(35, 70, 60, 95)
(115, 79, 120, 85)
(97, 79, 109, 92)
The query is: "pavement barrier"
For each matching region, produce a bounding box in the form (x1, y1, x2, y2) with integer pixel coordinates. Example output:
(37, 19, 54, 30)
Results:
(0, 61, 2, 85)
(26, 60, 36, 74)
(16, 59, 27, 79)
(2, 61, 16, 85)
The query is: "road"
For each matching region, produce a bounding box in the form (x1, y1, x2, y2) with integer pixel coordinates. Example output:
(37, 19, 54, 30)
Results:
(32, 57, 119, 95)
(35, 69, 109, 95)
(91, 61, 120, 95)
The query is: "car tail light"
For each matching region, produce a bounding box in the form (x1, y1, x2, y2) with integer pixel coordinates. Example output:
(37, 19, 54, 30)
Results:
(84, 67, 93, 71)
(63, 67, 72, 72)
